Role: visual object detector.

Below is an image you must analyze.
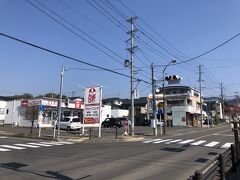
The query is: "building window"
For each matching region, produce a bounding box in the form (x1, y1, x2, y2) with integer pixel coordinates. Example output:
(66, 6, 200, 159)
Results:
(0, 108, 5, 115)
(187, 99, 192, 105)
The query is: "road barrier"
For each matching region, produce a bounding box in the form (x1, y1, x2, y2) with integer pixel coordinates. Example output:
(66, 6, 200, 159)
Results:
(188, 120, 240, 180)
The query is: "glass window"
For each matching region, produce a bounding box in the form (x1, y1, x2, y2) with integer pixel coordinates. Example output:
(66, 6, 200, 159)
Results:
(72, 118, 80, 122)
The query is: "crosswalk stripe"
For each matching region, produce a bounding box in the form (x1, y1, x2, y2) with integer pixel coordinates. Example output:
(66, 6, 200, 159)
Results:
(204, 141, 220, 147)
(165, 139, 183, 144)
(28, 143, 53, 147)
(220, 143, 233, 149)
(14, 144, 40, 148)
(178, 139, 194, 144)
(153, 139, 172, 144)
(58, 141, 74, 145)
(0, 145, 26, 150)
(0, 147, 11, 151)
(143, 139, 162, 143)
(191, 140, 206, 146)
(0, 136, 7, 138)
(40, 142, 64, 146)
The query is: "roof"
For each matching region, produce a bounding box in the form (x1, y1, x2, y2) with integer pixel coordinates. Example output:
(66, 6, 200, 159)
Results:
(158, 85, 199, 93)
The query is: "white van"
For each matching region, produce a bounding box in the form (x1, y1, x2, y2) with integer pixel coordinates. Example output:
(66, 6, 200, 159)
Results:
(56, 116, 82, 131)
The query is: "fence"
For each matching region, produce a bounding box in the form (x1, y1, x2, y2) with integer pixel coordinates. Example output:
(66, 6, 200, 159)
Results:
(188, 120, 240, 180)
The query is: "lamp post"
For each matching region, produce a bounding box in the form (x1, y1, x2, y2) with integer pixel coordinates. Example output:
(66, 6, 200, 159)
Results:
(162, 60, 176, 135)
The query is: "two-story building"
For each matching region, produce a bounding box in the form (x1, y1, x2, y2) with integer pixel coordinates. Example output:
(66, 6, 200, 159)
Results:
(154, 86, 203, 127)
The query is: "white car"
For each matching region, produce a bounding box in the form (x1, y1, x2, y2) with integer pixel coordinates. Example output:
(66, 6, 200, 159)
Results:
(56, 116, 82, 131)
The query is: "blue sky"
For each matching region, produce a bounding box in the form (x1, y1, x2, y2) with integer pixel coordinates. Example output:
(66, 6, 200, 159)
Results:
(1, 0, 240, 99)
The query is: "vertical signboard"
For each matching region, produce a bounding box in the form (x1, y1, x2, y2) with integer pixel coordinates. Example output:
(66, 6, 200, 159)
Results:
(83, 86, 102, 127)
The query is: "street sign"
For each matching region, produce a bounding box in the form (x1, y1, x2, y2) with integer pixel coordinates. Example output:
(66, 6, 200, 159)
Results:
(158, 109, 163, 115)
(39, 105, 45, 111)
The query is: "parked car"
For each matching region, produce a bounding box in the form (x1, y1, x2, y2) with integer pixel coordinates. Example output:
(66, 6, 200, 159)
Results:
(55, 116, 82, 131)
(101, 118, 122, 128)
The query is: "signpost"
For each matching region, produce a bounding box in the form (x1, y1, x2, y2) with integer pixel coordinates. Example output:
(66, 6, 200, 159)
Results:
(83, 86, 102, 137)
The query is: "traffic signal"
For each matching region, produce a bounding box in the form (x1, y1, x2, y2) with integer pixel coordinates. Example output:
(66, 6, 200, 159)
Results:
(165, 75, 182, 85)
(65, 98, 69, 107)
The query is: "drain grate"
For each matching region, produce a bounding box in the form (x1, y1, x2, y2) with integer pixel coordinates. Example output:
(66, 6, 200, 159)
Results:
(161, 147, 185, 152)
(195, 158, 209, 163)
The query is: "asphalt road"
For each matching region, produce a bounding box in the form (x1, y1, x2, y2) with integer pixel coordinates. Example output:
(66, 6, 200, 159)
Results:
(0, 124, 236, 180)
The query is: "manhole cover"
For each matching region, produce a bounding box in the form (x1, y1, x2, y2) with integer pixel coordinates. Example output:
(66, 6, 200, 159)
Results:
(195, 158, 209, 163)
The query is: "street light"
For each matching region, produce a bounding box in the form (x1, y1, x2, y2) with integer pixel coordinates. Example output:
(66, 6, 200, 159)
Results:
(162, 60, 176, 135)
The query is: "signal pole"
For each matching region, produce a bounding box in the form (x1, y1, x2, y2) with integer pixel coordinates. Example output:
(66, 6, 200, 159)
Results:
(151, 63, 157, 136)
(220, 83, 225, 119)
(127, 17, 137, 136)
(198, 65, 203, 127)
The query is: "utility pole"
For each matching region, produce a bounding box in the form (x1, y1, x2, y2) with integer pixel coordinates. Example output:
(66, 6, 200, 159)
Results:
(234, 92, 239, 104)
(220, 83, 225, 119)
(198, 65, 203, 127)
(127, 17, 137, 136)
(57, 65, 64, 141)
(151, 63, 157, 136)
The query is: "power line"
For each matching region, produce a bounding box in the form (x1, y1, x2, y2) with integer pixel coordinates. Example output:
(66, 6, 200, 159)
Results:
(26, 0, 124, 65)
(0, 32, 151, 85)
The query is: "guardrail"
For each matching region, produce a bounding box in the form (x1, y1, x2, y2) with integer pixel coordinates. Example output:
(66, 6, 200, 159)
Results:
(188, 120, 240, 180)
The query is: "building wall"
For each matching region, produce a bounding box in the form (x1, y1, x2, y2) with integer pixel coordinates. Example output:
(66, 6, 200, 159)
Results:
(0, 100, 7, 124)
(111, 109, 129, 118)
(100, 105, 111, 123)
(172, 108, 186, 126)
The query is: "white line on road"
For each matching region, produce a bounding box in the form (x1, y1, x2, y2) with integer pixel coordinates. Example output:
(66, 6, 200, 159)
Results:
(40, 142, 64, 145)
(0, 145, 26, 150)
(28, 143, 53, 147)
(143, 139, 162, 143)
(58, 141, 74, 145)
(204, 141, 220, 147)
(165, 139, 183, 144)
(0, 147, 11, 151)
(14, 144, 40, 148)
(178, 139, 194, 144)
(220, 143, 233, 149)
(153, 139, 172, 144)
(191, 140, 207, 146)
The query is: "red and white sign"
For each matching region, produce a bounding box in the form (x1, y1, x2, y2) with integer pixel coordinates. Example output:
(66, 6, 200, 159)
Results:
(84, 86, 102, 125)
(75, 100, 82, 109)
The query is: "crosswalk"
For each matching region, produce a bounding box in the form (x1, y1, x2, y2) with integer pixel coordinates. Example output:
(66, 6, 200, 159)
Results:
(0, 141, 74, 152)
(142, 138, 233, 149)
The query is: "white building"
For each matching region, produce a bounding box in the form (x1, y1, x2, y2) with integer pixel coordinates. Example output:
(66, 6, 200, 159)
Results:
(0, 100, 7, 124)
(4, 98, 84, 127)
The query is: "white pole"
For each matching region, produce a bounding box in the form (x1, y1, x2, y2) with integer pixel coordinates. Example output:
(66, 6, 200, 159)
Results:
(99, 86, 102, 138)
(57, 65, 64, 141)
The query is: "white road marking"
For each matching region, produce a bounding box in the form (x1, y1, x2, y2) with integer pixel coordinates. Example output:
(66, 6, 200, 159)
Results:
(40, 142, 64, 146)
(0, 136, 7, 138)
(178, 139, 194, 144)
(0, 145, 26, 150)
(220, 143, 233, 149)
(204, 141, 220, 147)
(14, 144, 40, 148)
(143, 139, 162, 143)
(165, 139, 183, 144)
(153, 139, 172, 144)
(28, 143, 53, 147)
(58, 141, 74, 145)
(191, 140, 207, 146)
(0, 147, 11, 151)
